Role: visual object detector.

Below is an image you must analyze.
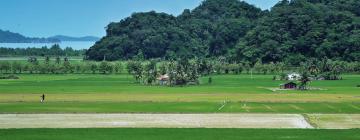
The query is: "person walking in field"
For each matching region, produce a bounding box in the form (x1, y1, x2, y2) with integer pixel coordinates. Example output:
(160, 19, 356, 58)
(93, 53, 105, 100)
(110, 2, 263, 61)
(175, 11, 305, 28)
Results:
(40, 94, 45, 103)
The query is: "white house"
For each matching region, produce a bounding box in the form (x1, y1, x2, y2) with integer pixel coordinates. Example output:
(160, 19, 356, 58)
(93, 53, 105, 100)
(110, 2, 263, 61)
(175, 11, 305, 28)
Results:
(287, 73, 301, 81)
(157, 74, 169, 85)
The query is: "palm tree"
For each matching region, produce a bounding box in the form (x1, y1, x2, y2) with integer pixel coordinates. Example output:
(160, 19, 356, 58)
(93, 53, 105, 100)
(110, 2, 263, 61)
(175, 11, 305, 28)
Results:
(299, 72, 311, 90)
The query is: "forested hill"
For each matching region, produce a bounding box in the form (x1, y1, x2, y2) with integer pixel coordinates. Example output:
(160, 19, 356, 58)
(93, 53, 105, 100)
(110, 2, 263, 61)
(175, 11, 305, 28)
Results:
(86, 0, 360, 64)
(0, 29, 60, 43)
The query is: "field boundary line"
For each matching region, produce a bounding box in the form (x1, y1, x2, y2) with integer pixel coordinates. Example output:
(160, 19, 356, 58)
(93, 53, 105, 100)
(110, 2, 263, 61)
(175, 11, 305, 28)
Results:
(218, 100, 229, 111)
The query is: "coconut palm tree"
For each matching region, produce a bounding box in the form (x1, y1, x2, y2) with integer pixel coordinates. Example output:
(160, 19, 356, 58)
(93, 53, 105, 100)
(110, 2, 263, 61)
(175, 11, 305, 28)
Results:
(299, 72, 311, 90)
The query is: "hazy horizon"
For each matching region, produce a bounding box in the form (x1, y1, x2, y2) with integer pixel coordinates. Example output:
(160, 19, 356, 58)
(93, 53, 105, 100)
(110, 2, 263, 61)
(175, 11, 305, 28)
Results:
(0, 0, 280, 38)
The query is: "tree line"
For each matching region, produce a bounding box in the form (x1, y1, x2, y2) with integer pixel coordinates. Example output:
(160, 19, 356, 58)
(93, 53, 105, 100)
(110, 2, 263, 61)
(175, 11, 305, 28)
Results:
(1, 57, 359, 85)
(0, 58, 123, 75)
(0, 44, 86, 57)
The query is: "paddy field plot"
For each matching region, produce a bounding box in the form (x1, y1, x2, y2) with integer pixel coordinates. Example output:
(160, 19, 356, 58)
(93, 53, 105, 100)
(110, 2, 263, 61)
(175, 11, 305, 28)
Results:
(1, 128, 359, 140)
(0, 74, 359, 94)
(0, 74, 359, 140)
(0, 113, 313, 129)
(0, 74, 359, 114)
(0, 102, 359, 114)
(306, 114, 360, 129)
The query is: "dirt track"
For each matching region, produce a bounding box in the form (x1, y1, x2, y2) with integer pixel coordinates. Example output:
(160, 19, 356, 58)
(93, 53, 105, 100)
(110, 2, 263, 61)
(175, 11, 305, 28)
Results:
(0, 114, 313, 129)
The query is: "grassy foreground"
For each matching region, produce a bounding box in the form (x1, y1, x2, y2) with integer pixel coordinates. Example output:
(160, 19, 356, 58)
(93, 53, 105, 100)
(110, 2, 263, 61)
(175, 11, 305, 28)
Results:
(1, 128, 359, 140)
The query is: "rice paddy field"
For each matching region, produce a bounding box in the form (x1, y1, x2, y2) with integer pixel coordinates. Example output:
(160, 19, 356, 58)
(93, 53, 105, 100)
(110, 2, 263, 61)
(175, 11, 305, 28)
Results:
(1, 128, 359, 140)
(0, 74, 359, 139)
(0, 74, 359, 113)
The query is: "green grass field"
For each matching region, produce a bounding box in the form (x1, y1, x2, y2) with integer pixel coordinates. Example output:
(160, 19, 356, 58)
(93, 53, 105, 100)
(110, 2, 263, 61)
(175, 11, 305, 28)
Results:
(0, 102, 359, 114)
(0, 74, 359, 113)
(1, 128, 359, 140)
(0, 74, 359, 139)
(0, 74, 359, 94)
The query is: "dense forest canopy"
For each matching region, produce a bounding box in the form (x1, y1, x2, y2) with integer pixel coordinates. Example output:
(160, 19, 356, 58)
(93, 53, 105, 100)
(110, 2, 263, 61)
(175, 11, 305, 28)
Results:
(86, 0, 360, 64)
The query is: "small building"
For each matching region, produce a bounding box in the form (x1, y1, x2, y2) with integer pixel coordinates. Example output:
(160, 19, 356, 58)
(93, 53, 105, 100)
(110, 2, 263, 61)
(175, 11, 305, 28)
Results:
(288, 73, 301, 81)
(280, 82, 297, 89)
(157, 74, 169, 85)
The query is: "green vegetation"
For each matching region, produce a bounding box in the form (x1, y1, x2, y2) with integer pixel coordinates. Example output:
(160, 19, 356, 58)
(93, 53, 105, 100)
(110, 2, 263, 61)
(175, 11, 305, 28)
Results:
(0, 45, 85, 57)
(87, 0, 360, 63)
(1, 128, 359, 140)
(0, 74, 359, 94)
(1, 0, 359, 139)
(0, 74, 359, 113)
(0, 102, 359, 114)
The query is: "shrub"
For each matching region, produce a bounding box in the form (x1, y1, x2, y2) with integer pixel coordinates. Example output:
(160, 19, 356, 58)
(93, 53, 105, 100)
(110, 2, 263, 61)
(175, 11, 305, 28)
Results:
(0, 75, 19, 79)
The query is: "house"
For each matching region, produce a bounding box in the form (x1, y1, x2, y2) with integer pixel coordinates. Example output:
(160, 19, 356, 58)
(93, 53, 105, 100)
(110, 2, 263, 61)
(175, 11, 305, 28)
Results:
(287, 73, 301, 81)
(280, 82, 297, 89)
(157, 74, 169, 85)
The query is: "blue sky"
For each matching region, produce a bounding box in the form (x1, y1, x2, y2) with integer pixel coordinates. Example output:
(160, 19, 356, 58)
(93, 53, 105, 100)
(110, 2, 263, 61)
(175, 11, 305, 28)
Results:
(0, 0, 280, 38)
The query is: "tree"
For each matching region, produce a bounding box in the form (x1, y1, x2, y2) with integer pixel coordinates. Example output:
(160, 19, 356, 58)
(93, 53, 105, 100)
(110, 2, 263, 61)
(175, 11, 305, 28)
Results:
(90, 63, 98, 74)
(55, 56, 61, 64)
(275, 62, 286, 74)
(114, 62, 123, 74)
(0, 61, 11, 74)
(63, 61, 74, 73)
(99, 61, 113, 74)
(143, 61, 157, 85)
(11, 61, 22, 74)
(159, 62, 167, 75)
(45, 56, 50, 65)
(126, 61, 143, 83)
(299, 71, 311, 90)
(50, 44, 64, 56)
(254, 60, 263, 74)
(75, 63, 82, 74)
(167, 61, 177, 86)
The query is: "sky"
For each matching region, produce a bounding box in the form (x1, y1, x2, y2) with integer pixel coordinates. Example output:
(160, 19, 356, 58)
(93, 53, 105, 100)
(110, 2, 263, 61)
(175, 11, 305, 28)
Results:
(0, 0, 280, 38)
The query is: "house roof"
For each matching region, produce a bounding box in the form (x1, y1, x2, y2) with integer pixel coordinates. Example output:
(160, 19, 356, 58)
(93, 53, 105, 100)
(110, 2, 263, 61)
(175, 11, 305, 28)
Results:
(157, 74, 169, 80)
(280, 82, 297, 86)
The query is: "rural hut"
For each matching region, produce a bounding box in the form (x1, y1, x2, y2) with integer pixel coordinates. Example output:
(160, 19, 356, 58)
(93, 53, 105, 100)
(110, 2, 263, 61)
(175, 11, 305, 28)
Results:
(280, 82, 297, 89)
(157, 74, 169, 85)
(287, 73, 301, 81)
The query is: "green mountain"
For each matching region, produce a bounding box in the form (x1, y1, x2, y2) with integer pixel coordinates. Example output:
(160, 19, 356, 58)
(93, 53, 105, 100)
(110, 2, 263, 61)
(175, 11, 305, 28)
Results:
(86, 0, 360, 64)
(236, 0, 360, 65)
(0, 29, 60, 43)
(49, 35, 100, 42)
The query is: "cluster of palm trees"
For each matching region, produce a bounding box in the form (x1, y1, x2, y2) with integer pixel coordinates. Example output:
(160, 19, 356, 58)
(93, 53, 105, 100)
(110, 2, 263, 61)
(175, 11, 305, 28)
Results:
(126, 59, 201, 86)
(297, 59, 351, 90)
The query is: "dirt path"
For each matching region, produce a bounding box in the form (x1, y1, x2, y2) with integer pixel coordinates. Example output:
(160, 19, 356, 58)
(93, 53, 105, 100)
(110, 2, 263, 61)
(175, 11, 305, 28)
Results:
(0, 114, 313, 129)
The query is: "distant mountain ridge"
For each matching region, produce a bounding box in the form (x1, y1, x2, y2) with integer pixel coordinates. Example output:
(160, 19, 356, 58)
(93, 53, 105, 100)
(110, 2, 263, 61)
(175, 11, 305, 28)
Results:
(49, 35, 100, 42)
(0, 29, 60, 43)
(0, 29, 99, 43)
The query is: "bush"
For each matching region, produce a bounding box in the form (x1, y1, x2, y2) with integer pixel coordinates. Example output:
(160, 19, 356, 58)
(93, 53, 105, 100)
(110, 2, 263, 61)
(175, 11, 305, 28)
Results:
(0, 75, 19, 79)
